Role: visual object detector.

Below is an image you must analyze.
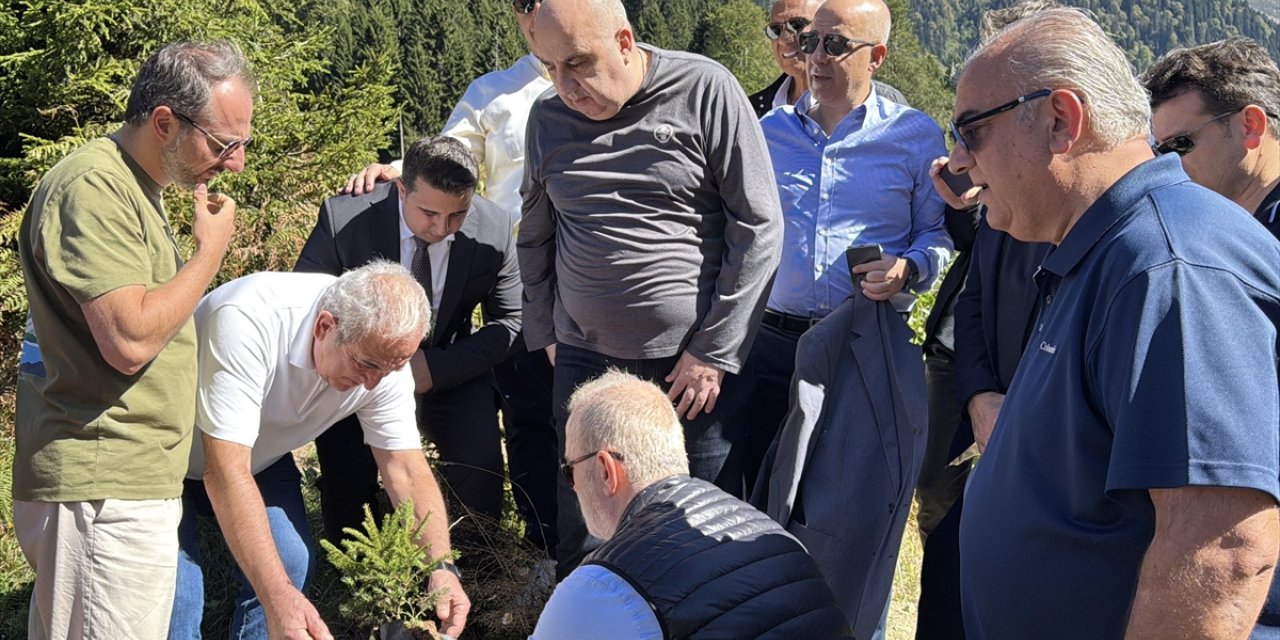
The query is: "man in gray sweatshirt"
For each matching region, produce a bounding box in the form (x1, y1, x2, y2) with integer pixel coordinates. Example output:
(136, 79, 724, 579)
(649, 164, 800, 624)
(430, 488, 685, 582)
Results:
(520, 0, 782, 577)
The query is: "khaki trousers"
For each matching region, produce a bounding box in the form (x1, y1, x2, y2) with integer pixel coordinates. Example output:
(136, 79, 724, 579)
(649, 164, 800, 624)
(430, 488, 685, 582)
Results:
(14, 498, 181, 640)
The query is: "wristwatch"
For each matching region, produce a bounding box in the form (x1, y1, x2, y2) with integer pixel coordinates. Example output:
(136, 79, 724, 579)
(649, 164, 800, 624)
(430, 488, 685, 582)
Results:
(903, 258, 920, 290)
(436, 560, 463, 580)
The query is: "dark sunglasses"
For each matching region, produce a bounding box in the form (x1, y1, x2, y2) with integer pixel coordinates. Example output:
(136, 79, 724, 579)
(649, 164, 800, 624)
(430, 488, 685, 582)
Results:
(1152, 110, 1240, 156)
(797, 31, 877, 57)
(764, 17, 810, 41)
(512, 0, 537, 14)
(560, 450, 625, 488)
(949, 88, 1052, 151)
(172, 111, 252, 161)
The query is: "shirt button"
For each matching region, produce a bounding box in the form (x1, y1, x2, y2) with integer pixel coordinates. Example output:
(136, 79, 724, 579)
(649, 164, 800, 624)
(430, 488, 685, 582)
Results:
(1045, 294, 1054, 305)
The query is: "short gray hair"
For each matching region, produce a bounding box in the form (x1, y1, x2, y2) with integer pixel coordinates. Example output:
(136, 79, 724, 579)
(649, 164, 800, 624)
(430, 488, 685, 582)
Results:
(567, 371, 688, 488)
(1142, 37, 1280, 140)
(317, 261, 430, 346)
(979, 0, 1060, 41)
(963, 7, 1150, 147)
(125, 40, 255, 125)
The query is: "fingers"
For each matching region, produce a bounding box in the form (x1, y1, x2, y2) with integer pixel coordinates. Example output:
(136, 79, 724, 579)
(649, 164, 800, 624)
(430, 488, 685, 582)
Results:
(929, 156, 979, 209)
(194, 183, 208, 211)
(438, 591, 470, 638)
(667, 374, 688, 404)
(361, 168, 379, 195)
(341, 173, 358, 195)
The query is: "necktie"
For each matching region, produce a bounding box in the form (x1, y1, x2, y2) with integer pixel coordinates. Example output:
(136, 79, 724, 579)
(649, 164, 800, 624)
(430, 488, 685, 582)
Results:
(411, 237, 434, 308)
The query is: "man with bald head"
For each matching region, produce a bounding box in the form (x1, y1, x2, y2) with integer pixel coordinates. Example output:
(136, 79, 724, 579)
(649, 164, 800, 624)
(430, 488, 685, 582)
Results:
(520, 0, 782, 577)
(740, 0, 948, 497)
(950, 8, 1280, 638)
(749, 0, 905, 118)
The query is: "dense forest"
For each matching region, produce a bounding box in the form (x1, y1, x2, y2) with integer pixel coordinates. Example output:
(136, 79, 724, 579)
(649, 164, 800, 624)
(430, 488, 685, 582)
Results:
(910, 0, 1280, 74)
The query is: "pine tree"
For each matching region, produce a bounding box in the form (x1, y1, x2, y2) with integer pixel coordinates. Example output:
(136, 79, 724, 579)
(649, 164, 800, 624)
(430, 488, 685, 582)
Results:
(699, 0, 778, 94)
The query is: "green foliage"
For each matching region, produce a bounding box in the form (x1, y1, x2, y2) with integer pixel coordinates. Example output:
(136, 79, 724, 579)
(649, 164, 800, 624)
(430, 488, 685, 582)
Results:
(699, 0, 778, 94)
(880, 0, 957, 126)
(910, 0, 1280, 77)
(319, 502, 445, 632)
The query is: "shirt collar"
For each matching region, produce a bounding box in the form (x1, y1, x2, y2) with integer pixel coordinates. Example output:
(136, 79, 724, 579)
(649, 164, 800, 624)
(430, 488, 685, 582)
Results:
(288, 298, 324, 371)
(1254, 179, 1280, 225)
(772, 76, 794, 110)
(1041, 153, 1188, 279)
(795, 84, 882, 137)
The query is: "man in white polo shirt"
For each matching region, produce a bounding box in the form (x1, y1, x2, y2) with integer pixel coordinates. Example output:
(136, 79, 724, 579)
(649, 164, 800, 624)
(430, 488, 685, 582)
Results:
(167, 262, 469, 640)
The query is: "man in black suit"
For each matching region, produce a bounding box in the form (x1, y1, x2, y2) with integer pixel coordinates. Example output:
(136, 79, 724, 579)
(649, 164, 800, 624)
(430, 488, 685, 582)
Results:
(295, 136, 522, 543)
(748, 0, 906, 119)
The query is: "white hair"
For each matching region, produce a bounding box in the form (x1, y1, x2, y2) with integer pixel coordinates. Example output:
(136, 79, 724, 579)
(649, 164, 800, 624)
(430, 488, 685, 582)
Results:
(567, 370, 688, 488)
(963, 7, 1150, 146)
(317, 260, 430, 346)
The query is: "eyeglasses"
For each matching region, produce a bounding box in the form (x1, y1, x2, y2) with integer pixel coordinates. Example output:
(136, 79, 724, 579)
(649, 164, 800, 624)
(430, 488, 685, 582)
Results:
(512, 0, 537, 14)
(172, 111, 252, 161)
(949, 89, 1052, 151)
(342, 343, 412, 378)
(764, 17, 810, 41)
(797, 31, 877, 57)
(1152, 110, 1240, 156)
(560, 450, 625, 488)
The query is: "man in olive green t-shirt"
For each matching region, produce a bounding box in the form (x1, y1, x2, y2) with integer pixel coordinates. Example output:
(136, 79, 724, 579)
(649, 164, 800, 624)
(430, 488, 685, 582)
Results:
(14, 41, 253, 640)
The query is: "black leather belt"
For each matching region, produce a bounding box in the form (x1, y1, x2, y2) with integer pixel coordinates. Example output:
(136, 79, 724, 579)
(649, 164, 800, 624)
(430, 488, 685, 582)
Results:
(762, 308, 820, 334)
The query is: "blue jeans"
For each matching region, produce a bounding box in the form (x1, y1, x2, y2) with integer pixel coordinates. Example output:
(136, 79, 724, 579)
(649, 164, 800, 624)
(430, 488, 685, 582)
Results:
(551, 344, 741, 579)
(168, 455, 314, 639)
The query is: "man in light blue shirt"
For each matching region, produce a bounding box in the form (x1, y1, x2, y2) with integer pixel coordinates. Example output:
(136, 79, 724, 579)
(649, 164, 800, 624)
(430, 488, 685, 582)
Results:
(734, 0, 949, 495)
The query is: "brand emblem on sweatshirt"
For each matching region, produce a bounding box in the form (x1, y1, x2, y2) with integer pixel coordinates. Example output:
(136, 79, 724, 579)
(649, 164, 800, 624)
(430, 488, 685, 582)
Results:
(654, 124, 674, 143)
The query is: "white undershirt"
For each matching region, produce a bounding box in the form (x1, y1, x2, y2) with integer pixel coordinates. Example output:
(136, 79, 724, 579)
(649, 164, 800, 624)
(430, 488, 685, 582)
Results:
(397, 199, 453, 314)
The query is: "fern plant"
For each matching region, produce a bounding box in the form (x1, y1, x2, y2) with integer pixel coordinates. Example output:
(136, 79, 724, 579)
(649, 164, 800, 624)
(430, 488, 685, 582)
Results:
(319, 501, 448, 637)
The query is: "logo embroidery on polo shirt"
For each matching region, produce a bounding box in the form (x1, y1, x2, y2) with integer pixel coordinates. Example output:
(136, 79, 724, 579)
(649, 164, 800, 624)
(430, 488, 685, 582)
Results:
(1039, 341, 1057, 355)
(654, 124, 674, 143)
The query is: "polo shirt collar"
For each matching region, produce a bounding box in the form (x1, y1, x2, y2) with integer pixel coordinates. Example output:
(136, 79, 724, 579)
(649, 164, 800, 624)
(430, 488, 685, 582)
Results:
(1041, 153, 1187, 279)
(288, 299, 323, 371)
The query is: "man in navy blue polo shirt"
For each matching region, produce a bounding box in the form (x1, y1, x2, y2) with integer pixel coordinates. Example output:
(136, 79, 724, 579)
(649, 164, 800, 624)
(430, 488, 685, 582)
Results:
(948, 8, 1280, 639)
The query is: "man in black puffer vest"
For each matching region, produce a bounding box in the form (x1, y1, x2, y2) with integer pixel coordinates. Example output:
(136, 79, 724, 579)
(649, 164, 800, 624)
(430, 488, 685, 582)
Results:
(530, 371, 850, 640)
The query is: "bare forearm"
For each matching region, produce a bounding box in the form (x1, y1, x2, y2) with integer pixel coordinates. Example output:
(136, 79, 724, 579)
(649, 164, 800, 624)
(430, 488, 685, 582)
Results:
(1126, 489, 1278, 639)
(204, 461, 295, 607)
(87, 247, 226, 373)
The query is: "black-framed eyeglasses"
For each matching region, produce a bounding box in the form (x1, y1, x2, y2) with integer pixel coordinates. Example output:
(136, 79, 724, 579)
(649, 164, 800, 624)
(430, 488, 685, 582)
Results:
(764, 17, 810, 41)
(560, 450, 625, 488)
(172, 111, 252, 161)
(1152, 109, 1240, 156)
(949, 88, 1052, 151)
(797, 31, 877, 57)
(512, 0, 537, 14)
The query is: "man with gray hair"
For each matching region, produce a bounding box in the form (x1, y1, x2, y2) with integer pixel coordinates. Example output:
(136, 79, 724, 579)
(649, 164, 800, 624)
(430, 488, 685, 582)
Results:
(167, 262, 469, 640)
(531, 371, 848, 639)
(1144, 37, 1280, 242)
(15, 40, 249, 639)
(522, 0, 782, 576)
(950, 8, 1280, 638)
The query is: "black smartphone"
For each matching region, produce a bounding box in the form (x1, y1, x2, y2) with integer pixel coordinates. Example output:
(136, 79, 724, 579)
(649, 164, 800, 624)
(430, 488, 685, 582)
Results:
(939, 164, 973, 200)
(846, 244, 882, 284)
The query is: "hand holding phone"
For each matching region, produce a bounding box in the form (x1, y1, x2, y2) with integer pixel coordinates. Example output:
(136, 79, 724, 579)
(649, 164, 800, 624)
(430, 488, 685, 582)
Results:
(929, 156, 980, 209)
(846, 244, 883, 286)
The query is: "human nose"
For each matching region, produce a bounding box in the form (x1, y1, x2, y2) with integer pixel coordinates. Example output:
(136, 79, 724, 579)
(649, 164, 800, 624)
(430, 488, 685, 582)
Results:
(221, 145, 247, 173)
(949, 141, 975, 174)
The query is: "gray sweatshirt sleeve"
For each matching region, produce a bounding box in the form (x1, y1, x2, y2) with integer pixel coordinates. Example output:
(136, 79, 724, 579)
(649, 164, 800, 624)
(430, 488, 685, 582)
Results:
(517, 105, 559, 352)
(684, 71, 783, 374)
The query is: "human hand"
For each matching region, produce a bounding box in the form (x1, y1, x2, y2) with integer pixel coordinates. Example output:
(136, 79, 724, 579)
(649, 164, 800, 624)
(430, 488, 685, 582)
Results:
(341, 163, 400, 195)
(264, 585, 332, 640)
(930, 156, 982, 210)
(545, 343, 556, 366)
(664, 351, 725, 419)
(191, 183, 236, 259)
(854, 254, 909, 301)
(967, 391, 1005, 453)
(429, 568, 471, 639)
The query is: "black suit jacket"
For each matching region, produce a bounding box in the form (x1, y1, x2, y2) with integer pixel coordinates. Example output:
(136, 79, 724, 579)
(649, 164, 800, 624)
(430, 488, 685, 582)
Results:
(747, 74, 910, 119)
(294, 182, 522, 390)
